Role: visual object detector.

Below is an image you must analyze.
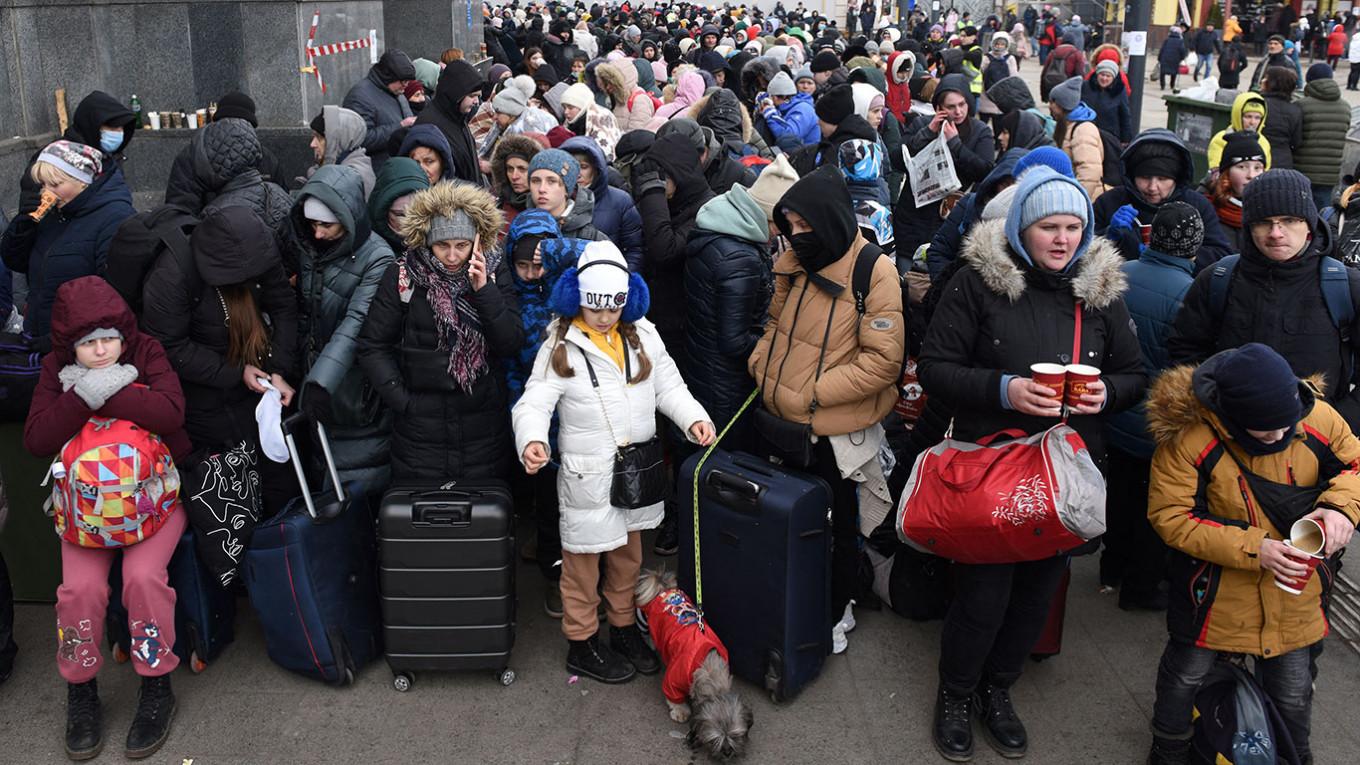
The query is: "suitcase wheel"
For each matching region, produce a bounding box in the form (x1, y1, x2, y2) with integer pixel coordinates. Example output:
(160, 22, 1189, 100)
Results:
(112, 643, 130, 665)
(393, 672, 414, 692)
(498, 668, 516, 687)
(189, 651, 207, 674)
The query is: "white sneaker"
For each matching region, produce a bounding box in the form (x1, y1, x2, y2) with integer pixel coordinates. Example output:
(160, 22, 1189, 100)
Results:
(836, 603, 857, 634)
(831, 623, 849, 654)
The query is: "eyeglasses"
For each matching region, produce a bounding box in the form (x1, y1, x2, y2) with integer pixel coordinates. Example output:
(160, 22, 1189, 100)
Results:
(1249, 217, 1308, 234)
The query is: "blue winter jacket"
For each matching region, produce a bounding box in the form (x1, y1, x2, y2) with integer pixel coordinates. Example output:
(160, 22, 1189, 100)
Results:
(0, 168, 134, 351)
(762, 92, 820, 148)
(1105, 248, 1195, 459)
(560, 136, 645, 269)
(504, 209, 588, 405)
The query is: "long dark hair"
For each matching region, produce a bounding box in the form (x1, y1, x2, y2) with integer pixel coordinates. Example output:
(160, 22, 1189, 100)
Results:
(220, 284, 270, 368)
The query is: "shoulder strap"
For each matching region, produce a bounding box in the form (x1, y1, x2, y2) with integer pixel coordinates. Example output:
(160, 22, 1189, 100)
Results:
(1318, 255, 1354, 339)
(851, 241, 885, 316)
(1207, 254, 1241, 323)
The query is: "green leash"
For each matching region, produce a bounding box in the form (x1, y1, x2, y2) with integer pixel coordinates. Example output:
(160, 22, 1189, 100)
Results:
(692, 388, 761, 609)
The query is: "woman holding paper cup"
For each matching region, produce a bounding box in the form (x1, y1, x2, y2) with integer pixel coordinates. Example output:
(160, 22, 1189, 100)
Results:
(918, 166, 1145, 761)
(1143, 342, 1360, 765)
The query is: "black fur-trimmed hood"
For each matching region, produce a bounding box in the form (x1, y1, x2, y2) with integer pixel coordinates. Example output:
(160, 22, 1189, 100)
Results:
(960, 219, 1128, 309)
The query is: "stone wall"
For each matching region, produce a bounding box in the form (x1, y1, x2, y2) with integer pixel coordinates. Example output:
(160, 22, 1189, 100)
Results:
(0, 0, 481, 213)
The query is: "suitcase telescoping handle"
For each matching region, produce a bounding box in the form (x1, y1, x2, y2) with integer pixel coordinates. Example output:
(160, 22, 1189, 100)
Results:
(282, 412, 347, 520)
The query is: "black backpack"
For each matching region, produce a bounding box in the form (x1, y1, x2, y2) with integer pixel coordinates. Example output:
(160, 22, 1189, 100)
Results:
(983, 54, 1012, 91)
(850, 242, 912, 386)
(1193, 660, 1303, 765)
(1040, 48, 1073, 99)
(105, 205, 198, 315)
(1097, 128, 1124, 187)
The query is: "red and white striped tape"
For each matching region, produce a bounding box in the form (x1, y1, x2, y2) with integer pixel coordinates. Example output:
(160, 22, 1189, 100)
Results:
(303, 10, 379, 94)
(308, 37, 370, 57)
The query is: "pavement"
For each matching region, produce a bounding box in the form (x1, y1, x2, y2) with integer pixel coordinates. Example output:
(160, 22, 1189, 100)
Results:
(8, 53, 1360, 765)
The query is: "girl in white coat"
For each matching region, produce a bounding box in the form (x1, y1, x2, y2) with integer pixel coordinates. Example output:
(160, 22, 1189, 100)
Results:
(513, 241, 715, 685)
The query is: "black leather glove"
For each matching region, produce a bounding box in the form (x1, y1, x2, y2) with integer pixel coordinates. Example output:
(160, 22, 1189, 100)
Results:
(631, 160, 666, 200)
(300, 382, 333, 427)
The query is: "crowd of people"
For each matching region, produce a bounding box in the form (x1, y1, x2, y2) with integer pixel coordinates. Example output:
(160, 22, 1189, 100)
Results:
(0, 2, 1359, 764)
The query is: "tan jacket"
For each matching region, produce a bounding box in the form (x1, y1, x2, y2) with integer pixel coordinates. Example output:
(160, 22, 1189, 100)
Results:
(747, 235, 904, 436)
(1063, 120, 1107, 202)
(1147, 367, 1360, 657)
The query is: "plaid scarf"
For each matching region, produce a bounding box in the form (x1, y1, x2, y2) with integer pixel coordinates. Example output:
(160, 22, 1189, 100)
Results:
(403, 244, 501, 393)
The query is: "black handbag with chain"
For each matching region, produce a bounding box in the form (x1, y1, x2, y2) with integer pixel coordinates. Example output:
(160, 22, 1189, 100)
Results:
(577, 346, 669, 509)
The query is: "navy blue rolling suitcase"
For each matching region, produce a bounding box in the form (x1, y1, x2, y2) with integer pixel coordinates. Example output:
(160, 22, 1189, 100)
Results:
(378, 482, 516, 691)
(679, 449, 832, 702)
(243, 415, 381, 685)
(108, 528, 236, 672)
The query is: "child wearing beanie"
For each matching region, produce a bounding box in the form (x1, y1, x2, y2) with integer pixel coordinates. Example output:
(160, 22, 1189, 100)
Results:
(512, 241, 714, 684)
(26, 276, 191, 760)
(1144, 342, 1360, 764)
(1207, 130, 1270, 249)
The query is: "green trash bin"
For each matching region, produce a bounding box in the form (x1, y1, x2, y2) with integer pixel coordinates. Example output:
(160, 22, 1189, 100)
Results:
(0, 422, 61, 602)
(1163, 95, 1234, 184)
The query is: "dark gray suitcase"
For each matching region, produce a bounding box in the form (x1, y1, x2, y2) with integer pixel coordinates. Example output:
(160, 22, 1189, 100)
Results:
(378, 481, 516, 691)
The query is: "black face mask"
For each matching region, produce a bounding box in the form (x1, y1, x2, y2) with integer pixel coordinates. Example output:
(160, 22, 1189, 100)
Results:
(789, 231, 836, 273)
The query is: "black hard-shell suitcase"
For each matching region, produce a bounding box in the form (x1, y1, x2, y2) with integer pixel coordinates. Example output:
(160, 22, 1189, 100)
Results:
(378, 481, 516, 691)
(679, 449, 832, 702)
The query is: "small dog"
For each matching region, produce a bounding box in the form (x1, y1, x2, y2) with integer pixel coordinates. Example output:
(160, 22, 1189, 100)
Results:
(635, 567, 754, 760)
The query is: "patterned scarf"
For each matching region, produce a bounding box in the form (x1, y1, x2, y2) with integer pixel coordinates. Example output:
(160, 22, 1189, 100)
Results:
(403, 244, 502, 393)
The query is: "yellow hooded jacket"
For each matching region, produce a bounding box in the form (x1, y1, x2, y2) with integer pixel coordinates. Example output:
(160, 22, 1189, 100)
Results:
(1207, 91, 1272, 170)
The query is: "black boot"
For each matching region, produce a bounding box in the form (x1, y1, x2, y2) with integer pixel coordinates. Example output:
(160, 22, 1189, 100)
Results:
(609, 624, 661, 675)
(125, 674, 176, 760)
(1146, 735, 1191, 765)
(933, 685, 974, 762)
(974, 683, 1027, 758)
(653, 514, 679, 556)
(566, 634, 636, 684)
(64, 679, 102, 761)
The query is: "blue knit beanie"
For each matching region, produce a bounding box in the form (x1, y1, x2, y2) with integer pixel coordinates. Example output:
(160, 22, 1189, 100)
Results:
(1212, 343, 1302, 431)
(1005, 167, 1093, 271)
(1014, 146, 1074, 179)
(528, 148, 580, 195)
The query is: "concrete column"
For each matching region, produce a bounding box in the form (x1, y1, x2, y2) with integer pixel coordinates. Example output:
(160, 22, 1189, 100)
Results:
(382, 0, 484, 63)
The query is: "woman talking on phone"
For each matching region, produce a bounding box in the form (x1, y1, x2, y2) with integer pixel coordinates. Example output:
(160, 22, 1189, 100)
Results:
(893, 73, 997, 258)
(357, 181, 524, 483)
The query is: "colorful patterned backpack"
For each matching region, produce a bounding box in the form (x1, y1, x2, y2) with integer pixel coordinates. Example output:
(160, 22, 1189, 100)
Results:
(47, 417, 180, 548)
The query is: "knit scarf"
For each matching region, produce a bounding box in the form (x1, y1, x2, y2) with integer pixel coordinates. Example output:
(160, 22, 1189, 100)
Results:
(1214, 195, 1243, 230)
(404, 244, 500, 393)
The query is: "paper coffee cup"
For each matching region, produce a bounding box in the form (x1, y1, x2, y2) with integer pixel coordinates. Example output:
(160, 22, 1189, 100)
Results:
(1064, 364, 1101, 407)
(1139, 224, 1152, 245)
(1030, 363, 1066, 401)
(1274, 519, 1326, 595)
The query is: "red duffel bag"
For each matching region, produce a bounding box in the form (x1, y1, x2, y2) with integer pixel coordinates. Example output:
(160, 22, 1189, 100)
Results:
(896, 424, 1106, 564)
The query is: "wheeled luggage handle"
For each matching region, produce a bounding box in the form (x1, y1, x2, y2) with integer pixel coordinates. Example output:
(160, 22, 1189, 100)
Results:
(413, 499, 471, 526)
(706, 470, 762, 511)
(282, 412, 348, 520)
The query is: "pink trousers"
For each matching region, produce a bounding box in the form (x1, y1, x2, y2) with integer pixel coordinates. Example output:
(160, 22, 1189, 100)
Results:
(54, 509, 185, 683)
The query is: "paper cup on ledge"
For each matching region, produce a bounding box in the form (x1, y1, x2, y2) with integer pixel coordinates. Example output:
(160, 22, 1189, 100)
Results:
(1275, 518, 1326, 595)
(1030, 363, 1066, 402)
(1064, 364, 1101, 407)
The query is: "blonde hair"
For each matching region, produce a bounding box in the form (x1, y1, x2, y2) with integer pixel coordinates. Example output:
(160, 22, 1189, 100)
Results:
(30, 160, 86, 190)
(549, 320, 652, 383)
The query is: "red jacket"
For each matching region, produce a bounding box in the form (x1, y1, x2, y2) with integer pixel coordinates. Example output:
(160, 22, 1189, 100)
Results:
(25, 276, 190, 461)
(1328, 28, 1348, 57)
(886, 51, 914, 123)
(638, 588, 730, 704)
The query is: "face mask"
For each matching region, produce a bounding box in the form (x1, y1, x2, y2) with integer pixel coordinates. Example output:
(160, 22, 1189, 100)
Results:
(789, 231, 830, 272)
(99, 129, 124, 154)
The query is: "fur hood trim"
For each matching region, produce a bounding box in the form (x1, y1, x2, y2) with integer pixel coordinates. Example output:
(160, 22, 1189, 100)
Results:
(685, 93, 755, 144)
(1145, 365, 1328, 446)
(595, 60, 628, 101)
(490, 134, 542, 192)
(401, 181, 505, 252)
(959, 219, 1127, 309)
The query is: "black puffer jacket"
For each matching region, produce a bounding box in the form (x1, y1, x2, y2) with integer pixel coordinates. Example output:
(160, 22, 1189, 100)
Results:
(637, 133, 715, 339)
(919, 219, 1146, 464)
(413, 61, 485, 185)
(356, 182, 523, 482)
(682, 187, 772, 430)
(139, 206, 298, 451)
(163, 118, 292, 229)
(1167, 220, 1360, 428)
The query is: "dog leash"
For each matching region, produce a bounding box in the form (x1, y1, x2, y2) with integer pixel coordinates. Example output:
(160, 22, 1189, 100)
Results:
(691, 388, 761, 610)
